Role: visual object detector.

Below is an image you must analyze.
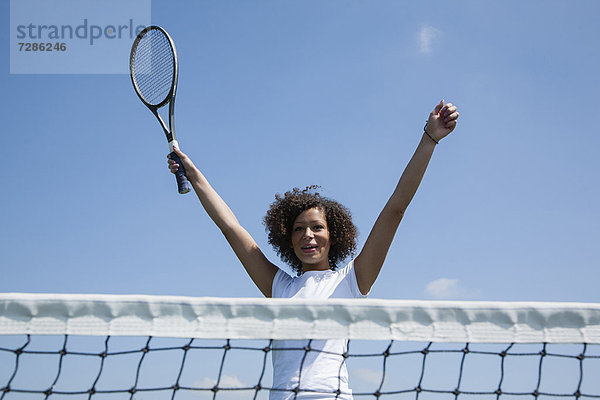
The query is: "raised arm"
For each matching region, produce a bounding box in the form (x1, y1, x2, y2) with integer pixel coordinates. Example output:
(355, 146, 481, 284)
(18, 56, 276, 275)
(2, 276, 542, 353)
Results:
(168, 147, 278, 297)
(354, 100, 459, 295)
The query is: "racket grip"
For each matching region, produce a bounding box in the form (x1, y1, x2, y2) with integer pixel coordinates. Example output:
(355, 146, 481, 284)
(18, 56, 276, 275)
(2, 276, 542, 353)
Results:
(169, 151, 192, 194)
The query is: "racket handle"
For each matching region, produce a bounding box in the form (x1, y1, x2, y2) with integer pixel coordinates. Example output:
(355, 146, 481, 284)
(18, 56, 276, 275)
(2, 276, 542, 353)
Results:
(169, 151, 192, 194)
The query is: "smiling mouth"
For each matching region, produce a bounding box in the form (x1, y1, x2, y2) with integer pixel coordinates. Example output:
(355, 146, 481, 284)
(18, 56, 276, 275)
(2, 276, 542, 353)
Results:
(301, 245, 318, 253)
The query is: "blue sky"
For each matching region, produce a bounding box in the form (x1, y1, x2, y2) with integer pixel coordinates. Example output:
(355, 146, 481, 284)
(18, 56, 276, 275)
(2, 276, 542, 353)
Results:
(1, 0, 599, 302)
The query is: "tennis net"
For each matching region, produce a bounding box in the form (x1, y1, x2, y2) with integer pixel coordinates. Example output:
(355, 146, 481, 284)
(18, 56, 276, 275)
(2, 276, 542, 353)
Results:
(1, 293, 599, 399)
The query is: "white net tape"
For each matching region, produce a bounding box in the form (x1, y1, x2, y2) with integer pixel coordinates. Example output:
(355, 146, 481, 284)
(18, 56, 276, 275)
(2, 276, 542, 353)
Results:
(1, 293, 599, 343)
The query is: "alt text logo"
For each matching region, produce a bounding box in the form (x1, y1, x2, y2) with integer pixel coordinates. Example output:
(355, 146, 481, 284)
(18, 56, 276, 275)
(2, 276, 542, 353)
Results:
(16, 19, 145, 46)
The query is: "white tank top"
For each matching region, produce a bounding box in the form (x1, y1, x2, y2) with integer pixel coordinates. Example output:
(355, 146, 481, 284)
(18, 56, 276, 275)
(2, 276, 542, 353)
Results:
(270, 261, 367, 399)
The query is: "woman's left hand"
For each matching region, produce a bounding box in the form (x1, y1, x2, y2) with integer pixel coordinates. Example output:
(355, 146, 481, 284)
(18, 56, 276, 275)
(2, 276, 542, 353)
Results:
(426, 100, 459, 142)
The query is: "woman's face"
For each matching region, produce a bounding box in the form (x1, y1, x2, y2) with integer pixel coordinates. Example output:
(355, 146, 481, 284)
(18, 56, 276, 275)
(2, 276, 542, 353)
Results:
(291, 207, 331, 271)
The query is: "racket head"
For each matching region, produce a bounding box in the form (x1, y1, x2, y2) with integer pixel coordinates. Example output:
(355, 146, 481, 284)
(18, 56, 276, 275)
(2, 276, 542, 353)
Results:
(130, 26, 178, 109)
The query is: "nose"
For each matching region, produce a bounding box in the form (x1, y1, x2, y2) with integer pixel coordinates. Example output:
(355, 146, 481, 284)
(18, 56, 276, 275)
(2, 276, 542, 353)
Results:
(302, 227, 314, 239)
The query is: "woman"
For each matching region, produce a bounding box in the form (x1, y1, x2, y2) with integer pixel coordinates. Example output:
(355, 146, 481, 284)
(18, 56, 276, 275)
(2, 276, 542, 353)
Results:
(168, 100, 459, 399)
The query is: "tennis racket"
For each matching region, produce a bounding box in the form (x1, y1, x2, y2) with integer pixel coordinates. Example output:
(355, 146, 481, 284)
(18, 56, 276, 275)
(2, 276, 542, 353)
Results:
(129, 25, 191, 194)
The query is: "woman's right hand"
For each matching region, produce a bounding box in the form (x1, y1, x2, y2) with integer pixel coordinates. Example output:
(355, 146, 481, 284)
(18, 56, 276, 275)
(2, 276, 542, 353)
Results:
(167, 146, 196, 177)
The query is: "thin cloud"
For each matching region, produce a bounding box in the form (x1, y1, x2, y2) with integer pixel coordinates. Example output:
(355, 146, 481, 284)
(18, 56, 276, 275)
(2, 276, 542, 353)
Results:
(425, 278, 481, 299)
(418, 25, 440, 54)
(195, 374, 246, 389)
(354, 367, 383, 385)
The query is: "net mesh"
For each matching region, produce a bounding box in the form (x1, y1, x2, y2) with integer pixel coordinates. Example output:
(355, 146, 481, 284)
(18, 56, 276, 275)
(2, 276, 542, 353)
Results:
(2, 337, 599, 399)
(131, 28, 175, 106)
(1, 295, 600, 400)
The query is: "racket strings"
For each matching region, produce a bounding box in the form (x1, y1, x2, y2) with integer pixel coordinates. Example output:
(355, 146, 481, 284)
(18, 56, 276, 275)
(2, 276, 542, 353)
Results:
(132, 29, 175, 106)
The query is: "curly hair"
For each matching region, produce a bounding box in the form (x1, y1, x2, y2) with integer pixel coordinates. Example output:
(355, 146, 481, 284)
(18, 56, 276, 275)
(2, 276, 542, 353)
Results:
(263, 185, 358, 275)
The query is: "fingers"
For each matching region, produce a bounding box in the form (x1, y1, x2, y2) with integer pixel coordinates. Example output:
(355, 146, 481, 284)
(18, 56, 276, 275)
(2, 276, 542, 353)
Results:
(167, 155, 179, 174)
(434, 101, 458, 118)
(443, 108, 458, 133)
(441, 103, 456, 117)
(444, 119, 457, 131)
(445, 111, 459, 124)
(440, 102, 459, 127)
(432, 99, 445, 115)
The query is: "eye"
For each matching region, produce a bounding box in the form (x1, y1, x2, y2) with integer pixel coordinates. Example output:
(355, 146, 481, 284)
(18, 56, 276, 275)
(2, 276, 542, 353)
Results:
(313, 225, 324, 231)
(294, 226, 304, 232)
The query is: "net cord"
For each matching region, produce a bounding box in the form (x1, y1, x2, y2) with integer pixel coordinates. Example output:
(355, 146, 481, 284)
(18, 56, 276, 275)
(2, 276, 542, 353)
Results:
(1, 293, 599, 343)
